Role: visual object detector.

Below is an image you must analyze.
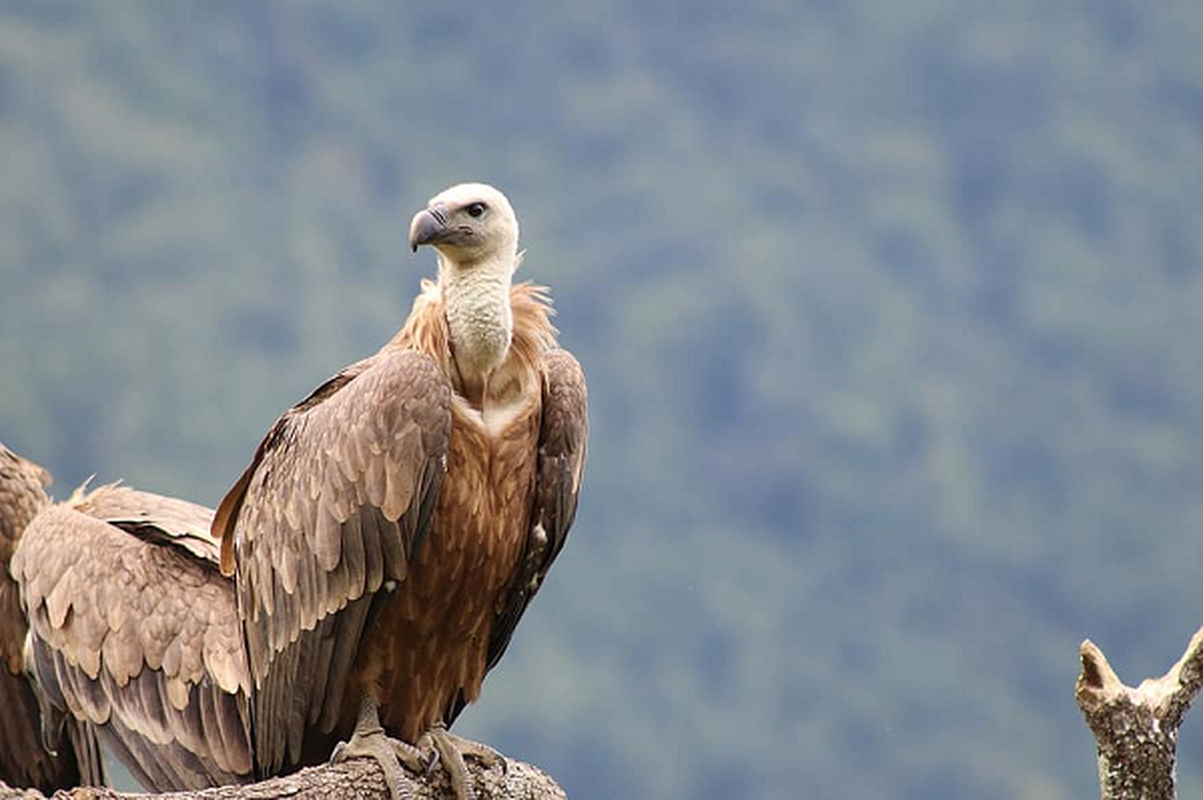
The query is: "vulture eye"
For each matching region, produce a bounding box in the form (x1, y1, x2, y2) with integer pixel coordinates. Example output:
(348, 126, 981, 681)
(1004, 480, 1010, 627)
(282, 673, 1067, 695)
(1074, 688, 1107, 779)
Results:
(466, 202, 487, 218)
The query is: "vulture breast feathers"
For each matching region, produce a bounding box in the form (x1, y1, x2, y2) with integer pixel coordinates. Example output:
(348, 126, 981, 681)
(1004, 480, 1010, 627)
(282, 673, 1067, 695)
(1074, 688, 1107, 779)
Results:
(212, 182, 588, 776)
(12, 480, 252, 792)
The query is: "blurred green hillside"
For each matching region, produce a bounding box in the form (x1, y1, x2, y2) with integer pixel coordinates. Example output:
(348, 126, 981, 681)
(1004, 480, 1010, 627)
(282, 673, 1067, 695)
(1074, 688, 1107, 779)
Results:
(3, 2, 1203, 798)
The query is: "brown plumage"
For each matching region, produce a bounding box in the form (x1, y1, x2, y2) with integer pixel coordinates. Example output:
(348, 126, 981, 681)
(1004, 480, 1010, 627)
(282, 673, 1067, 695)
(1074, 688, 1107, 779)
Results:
(212, 183, 588, 792)
(0, 444, 105, 793)
(12, 476, 252, 791)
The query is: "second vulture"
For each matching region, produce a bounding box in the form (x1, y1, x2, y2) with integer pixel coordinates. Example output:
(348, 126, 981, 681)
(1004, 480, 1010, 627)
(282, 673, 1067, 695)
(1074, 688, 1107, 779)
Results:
(212, 182, 588, 797)
(10, 457, 250, 792)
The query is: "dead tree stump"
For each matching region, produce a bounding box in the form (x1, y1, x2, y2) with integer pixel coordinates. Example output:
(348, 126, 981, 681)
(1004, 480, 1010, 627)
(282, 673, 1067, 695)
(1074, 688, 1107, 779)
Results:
(1076, 627, 1203, 800)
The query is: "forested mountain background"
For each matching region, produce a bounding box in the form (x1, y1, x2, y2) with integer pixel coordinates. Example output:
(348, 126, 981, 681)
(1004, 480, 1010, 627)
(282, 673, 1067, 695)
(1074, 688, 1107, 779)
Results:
(2, 2, 1202, 798)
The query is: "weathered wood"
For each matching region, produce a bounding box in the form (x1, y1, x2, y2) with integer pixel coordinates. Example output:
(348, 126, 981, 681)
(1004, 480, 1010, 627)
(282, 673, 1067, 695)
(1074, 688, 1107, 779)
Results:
(0, 752, 566, 800)
(1075, 627, 1203, 800)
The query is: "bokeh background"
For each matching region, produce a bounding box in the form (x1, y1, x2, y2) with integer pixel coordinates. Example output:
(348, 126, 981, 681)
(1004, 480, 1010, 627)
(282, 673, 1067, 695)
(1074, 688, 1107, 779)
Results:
(2, 2, 1203, 798)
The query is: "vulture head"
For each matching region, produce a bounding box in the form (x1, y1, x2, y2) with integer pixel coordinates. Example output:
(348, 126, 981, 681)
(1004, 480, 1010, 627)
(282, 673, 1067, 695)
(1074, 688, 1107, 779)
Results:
(408, 182, 519, 268)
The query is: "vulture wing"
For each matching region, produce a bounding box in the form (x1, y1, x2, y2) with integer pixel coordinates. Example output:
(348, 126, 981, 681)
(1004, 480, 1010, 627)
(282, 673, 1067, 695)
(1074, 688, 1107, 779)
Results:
(211, 348, 451, 775)
(468, 349, 587, 707)
(75, 483, 223, 564)
(14, 484, 251, 792)
(0, 444, 105, 792)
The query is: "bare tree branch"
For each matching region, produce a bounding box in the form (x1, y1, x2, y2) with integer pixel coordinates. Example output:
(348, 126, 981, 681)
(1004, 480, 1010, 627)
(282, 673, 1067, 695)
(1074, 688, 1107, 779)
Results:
(0, 751, 565, 800)
(1075, 627, 1203, 800)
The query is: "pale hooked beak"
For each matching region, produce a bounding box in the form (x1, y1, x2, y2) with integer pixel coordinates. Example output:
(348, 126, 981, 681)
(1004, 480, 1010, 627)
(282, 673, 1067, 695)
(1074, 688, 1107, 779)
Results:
(409, 202, 450, 252)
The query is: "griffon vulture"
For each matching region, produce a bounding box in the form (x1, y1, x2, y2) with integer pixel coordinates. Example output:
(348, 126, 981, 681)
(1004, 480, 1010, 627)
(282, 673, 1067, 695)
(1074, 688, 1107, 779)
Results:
(212, 182, 588, 798)
(11, 462, 252, 791)
(0, 444, 105, 792)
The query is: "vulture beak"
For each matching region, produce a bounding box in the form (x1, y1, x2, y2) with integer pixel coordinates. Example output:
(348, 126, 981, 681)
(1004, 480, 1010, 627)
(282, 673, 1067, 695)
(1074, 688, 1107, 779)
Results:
(409, 202, 450, 252)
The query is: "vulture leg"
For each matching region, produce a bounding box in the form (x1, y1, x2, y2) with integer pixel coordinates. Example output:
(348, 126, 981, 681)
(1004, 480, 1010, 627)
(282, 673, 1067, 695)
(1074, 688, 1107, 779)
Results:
(418, 722, 503, 800)
(330, 692, 430, 800)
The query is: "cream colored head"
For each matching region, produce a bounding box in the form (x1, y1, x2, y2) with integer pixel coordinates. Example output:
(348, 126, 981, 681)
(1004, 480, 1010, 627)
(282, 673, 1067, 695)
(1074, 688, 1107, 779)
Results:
(408, 182, 519, 268)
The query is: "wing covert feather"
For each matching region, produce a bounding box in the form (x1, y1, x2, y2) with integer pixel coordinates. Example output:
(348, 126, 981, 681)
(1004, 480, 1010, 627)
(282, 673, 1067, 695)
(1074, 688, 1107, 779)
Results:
(77, 485, 219, 564)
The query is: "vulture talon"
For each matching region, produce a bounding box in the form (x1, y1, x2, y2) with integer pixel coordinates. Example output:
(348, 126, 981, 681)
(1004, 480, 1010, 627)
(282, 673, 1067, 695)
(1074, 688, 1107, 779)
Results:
(330, 727, 415, 800)
(389, 735, 432, 777)
(420, 741, 441, 778)
(420, 722, 504, 800)
(331, 695, 417, 800)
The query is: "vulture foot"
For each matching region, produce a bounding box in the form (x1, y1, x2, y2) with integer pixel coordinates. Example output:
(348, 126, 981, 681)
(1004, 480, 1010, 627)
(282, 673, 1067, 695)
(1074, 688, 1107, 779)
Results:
(417, 722, 505, 800)
(331, 697, 430, 800)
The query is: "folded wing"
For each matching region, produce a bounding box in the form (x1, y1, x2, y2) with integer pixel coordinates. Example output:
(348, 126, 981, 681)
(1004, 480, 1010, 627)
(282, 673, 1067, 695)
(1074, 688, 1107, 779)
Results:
(475, 350, 587, 695)
(211, 347, 452, 774)
(14, 484, 251, 792)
